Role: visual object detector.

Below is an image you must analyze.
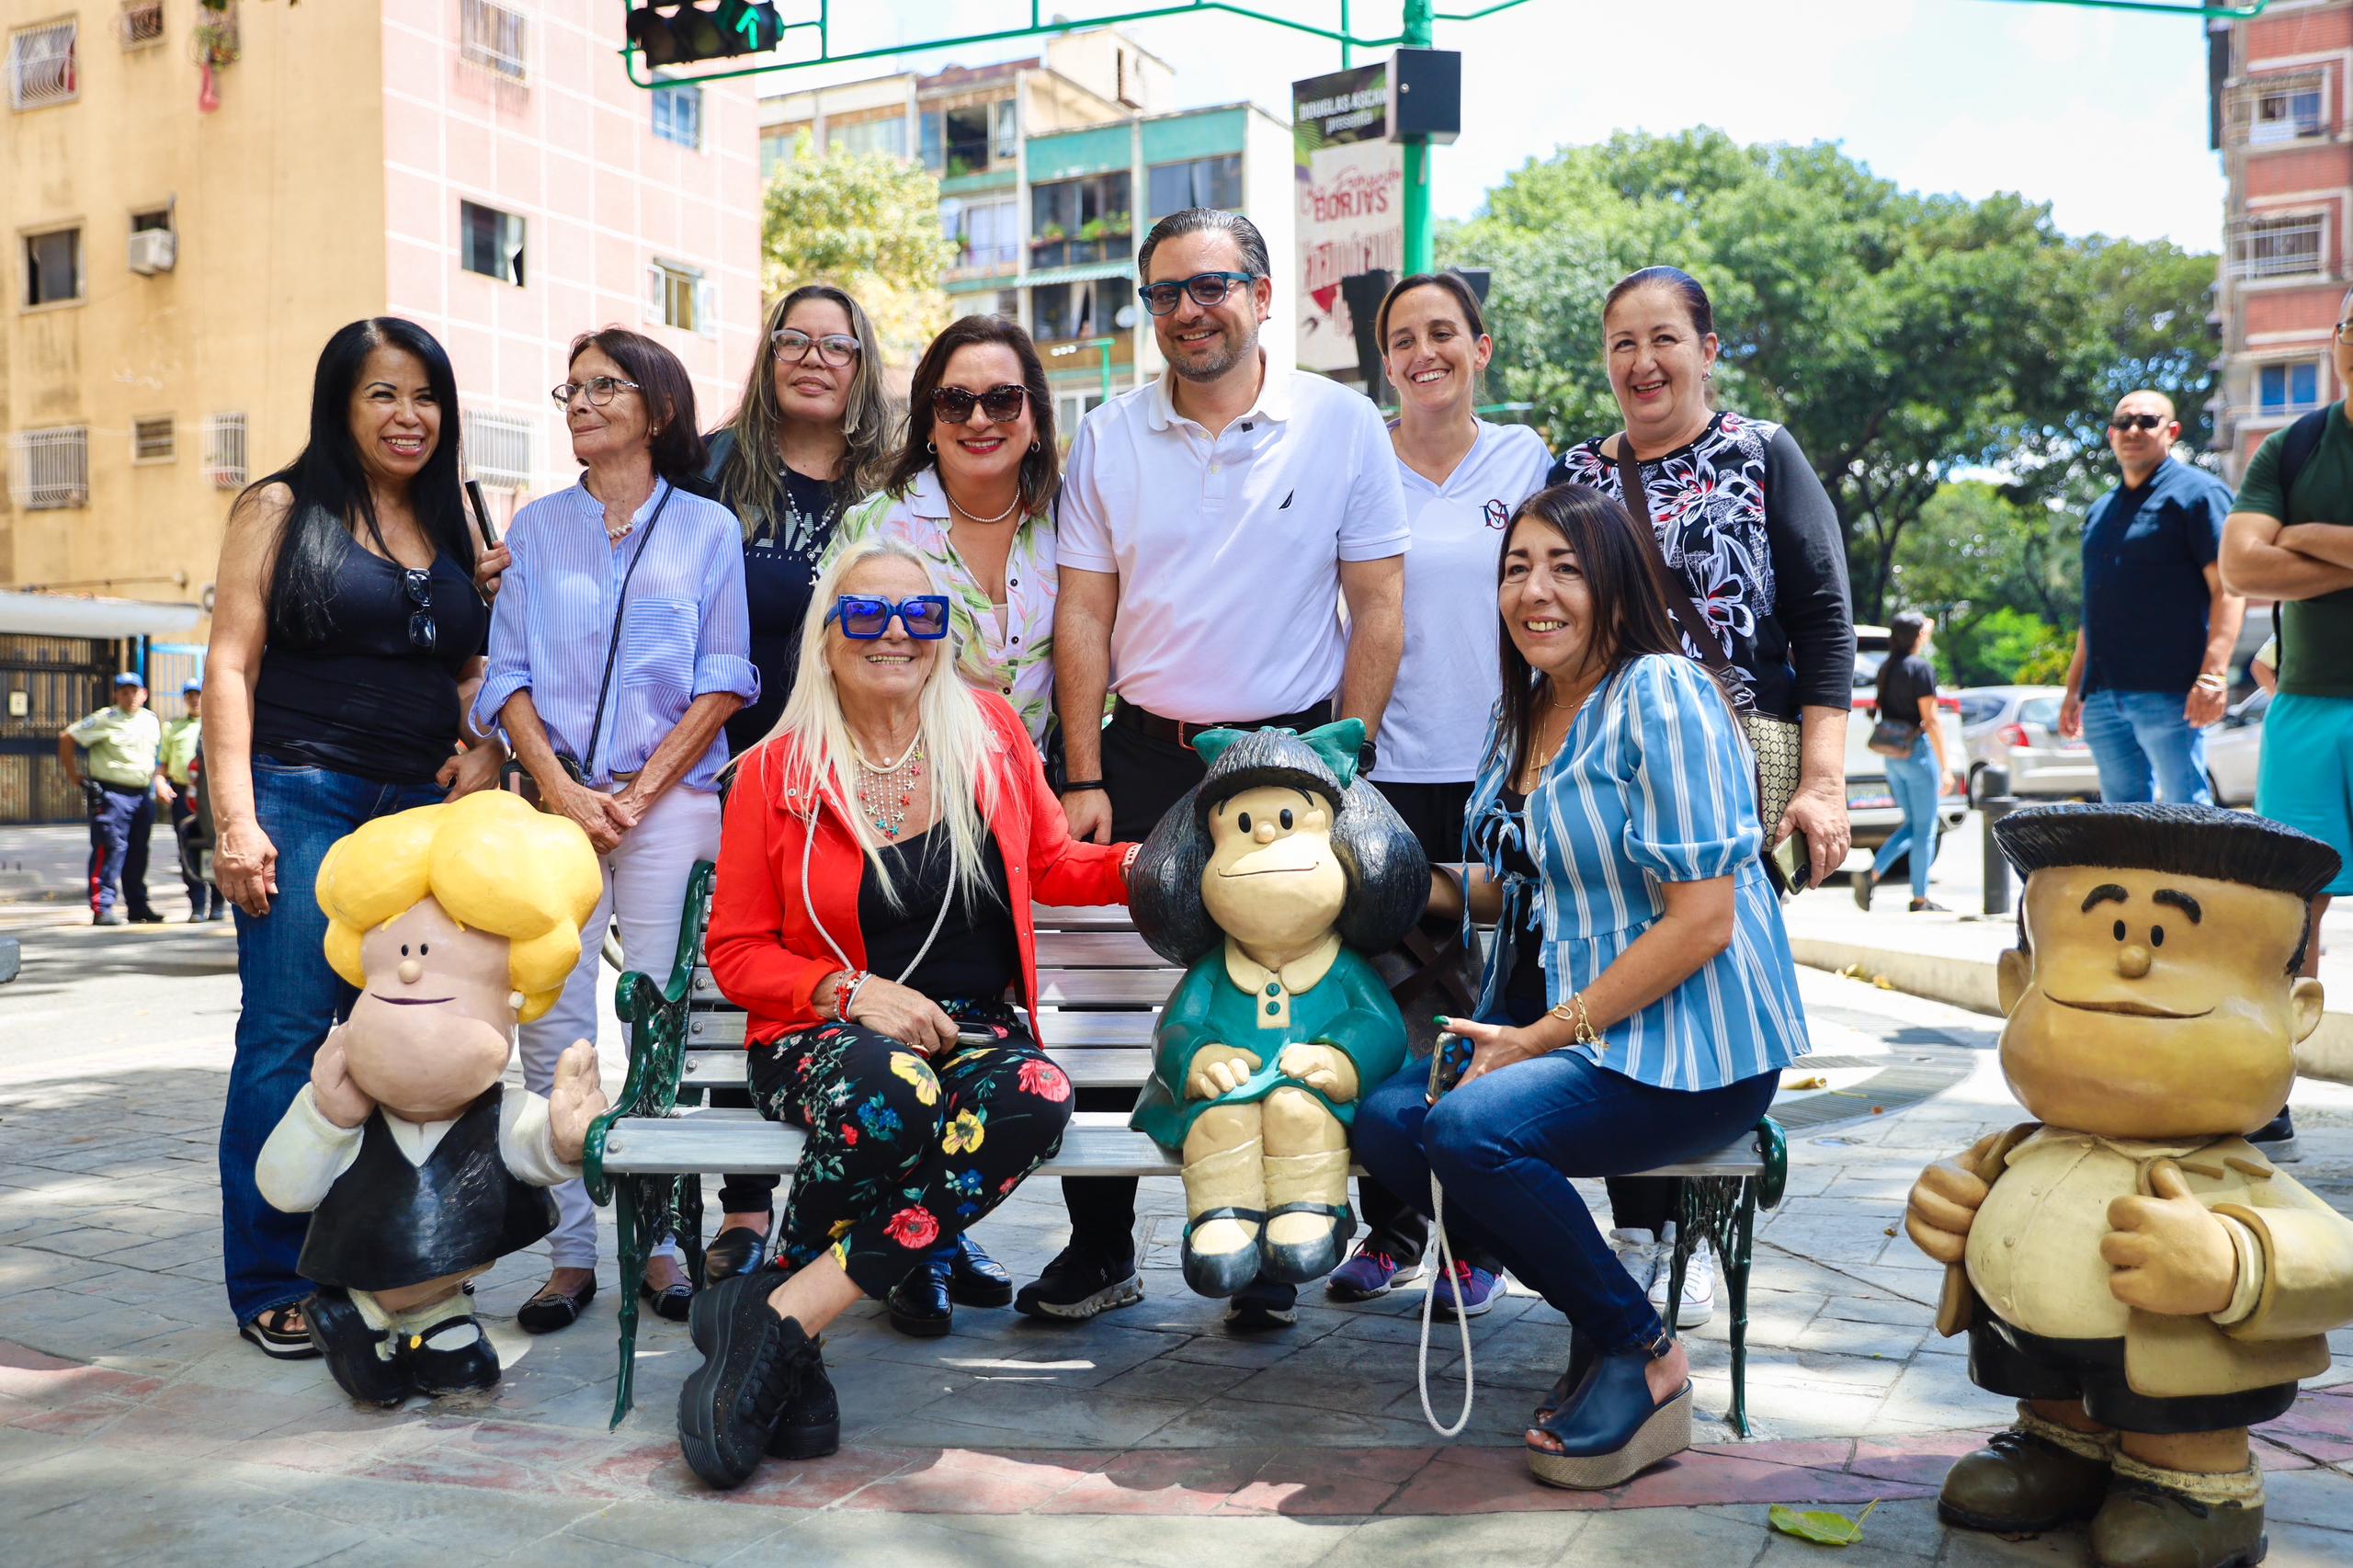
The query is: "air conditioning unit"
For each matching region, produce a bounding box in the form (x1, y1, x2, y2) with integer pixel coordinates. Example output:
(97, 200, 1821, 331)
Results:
(127, 228, 176, 276)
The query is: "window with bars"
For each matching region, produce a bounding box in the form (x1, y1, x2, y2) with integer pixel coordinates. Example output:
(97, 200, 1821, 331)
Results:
(2234, 216, 2325, 280)
(463, 412, 532, 491)
(8, 19, 75, 111)
(22, 228, 81, 306)
(2250, 85, 2325, 145)
(459, 0, 527, 83)
(653, 81, 702, 150)
(201, 414, 248, 490)
(118, 2, 164, 50)
(131, 417, 175, 464)
(460, 200, 526, 287)
(8, 428, 89, 509)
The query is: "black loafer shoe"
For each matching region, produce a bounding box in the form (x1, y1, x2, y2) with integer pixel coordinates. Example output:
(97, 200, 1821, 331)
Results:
(702, 1222, 772, 1286)
(641, 1264, 695, 1323)
(678, 1275, 817, 1491)
(517, 1274, 596, 1334)
(941, 1233, 1013, 1308)
(767, 1336, 841, 1460)
(305, 1288, 412, 1407)
(404, 1314, 503, 1396)
(887, 1259, 954, 1337)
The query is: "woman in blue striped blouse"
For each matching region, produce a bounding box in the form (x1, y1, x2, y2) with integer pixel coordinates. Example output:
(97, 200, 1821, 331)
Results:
(1354, 483, 1810, 1491)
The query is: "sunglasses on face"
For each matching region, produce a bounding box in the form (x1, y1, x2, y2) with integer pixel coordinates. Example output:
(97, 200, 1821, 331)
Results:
(551, 375, 642, 409)
(772, 329, 861, 368)
(2109, 414, 2167, 432)
(827, 594, 950, 640)
(930, 384, 1029, 425)
(1138, 270, 1256, 316)
(402, 568, 438, 653)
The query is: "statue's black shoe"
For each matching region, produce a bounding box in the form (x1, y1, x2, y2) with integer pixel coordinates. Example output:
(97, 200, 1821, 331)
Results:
(404, 1314, 502, 1397)
(941, 1233, 1013, 1308)
(305, 1288, 412, 1408)
(887, 1260, 954, 1337)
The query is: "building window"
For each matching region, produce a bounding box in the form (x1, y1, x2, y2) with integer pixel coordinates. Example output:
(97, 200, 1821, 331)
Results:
(1031, 278, 1126, 343)
(8, 18, 76, 111)
(943, 196, 1020, 271)
(2258, 360, 2322, 415)
(653, 82, 702, 150)
(830, 115, 907, 160)
(1055, 389, 1108, 435)
(459, 0, 528, 83)
(463, 412, 533, 491)
(131, 417, 175, 465)
(925, 99, 1012, 176)
(2249, 82, 2325, 146)
(759, 127, 797, 176)
(2234, 215, 2325, 280)
(460, 200, 526, 287)
(22, 228, 81, 307)
(994, 98, 1017, 164)
(202, 414, 248, 489)
(118, 3, 164, 50)
(1032, 173, 1134, 269)
(1147, 154, 1244, 221)
(7, 427, 90, 510)
(647, 259, 711, 335)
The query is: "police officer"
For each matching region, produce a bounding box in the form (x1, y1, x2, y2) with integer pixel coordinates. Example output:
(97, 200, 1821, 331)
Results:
(161, 678, 222, 921)
(59, 673, 167, 926)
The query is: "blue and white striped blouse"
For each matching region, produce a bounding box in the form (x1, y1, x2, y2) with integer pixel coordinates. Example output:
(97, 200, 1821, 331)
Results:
(1464, 652, 1812, 1091)
(473, 479, 759, 793)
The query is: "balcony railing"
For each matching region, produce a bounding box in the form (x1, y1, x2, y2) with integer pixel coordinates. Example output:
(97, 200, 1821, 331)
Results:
(2226, 216, 2329, 281)
(2225, 74, 2331, 148)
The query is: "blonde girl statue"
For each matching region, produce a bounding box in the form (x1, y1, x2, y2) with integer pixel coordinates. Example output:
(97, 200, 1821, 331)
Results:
(256, 790, 606, 1405)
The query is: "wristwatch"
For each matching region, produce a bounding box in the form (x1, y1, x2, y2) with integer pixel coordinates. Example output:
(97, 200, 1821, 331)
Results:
(1358, 734, 1379, 777)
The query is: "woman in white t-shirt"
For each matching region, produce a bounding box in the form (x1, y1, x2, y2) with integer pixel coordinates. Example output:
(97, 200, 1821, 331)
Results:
(1327, 271, 1551, 1314)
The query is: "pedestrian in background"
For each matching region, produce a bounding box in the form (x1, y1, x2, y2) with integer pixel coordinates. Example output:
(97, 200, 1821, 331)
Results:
(1853, 612, 1961, 913)
(205, 317, 495, 1359)
(160, 678, 223, 921)
(59, 671, 165, 926)
(475, 327, 756, 1331)
(2058, 390, 2243, 805)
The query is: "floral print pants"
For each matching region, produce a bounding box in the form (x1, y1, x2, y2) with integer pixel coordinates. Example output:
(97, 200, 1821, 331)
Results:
(745, 1000, 1074, 1299)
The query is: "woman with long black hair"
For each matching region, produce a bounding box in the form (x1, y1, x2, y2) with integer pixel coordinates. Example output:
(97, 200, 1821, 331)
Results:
(206, 318, 496, 1358)
(1855, 611, 1961, 913)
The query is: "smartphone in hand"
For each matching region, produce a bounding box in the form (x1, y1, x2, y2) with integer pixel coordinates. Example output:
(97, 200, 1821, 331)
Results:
(465, 480, 499, 550)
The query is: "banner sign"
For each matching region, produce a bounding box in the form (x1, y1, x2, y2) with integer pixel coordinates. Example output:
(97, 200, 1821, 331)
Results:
(1293, 62, 1403, 379)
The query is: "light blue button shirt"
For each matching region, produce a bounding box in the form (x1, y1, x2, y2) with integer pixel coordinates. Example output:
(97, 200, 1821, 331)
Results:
(473, 479, 758, 792)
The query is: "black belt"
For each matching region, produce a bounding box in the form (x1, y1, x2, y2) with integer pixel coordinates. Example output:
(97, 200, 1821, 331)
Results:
(1112, 698, 1333, 751)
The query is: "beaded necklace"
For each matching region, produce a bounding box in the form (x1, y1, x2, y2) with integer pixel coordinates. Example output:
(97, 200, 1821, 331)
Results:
(852, 734, 926, 839)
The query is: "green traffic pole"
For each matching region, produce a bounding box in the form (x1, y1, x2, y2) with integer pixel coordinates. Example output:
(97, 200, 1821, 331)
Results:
(1400, 0, 1433, 276)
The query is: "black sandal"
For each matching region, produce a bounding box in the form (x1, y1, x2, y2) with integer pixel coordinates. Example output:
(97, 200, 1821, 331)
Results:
(238, 1302, 323, 1360)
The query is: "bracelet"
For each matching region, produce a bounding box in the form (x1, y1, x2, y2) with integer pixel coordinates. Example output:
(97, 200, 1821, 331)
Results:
(1547, 990, 1602, 1051)
(842, 971, 873, 1020)
(1063, 779, 1107, 793)
(1120, 843, 1141, 877)
(828, 969, 868, 1022)
(2194, 672, 2227, 690)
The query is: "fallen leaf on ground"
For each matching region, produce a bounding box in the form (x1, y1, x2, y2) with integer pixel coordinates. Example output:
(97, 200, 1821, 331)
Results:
(1783, 1074, 1829, 1090)
(1768, 1499, 1879, 1546)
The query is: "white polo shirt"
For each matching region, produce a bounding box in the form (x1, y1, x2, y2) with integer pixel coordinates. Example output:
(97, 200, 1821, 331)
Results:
(1056, 359, 1409, 725)
(1375, 421, 1554, 783)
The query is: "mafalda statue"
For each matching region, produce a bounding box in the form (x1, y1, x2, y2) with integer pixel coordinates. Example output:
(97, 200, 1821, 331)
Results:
(1129, 721, 1427, 1295)
(1906, 802, 2353, 1568)
(256, 790, 608, 1405)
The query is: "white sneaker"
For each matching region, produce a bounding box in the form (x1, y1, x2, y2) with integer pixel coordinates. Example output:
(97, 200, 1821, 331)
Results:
(1608, 1227, 1661, 1296)
(1647, 1221, 1715, 1328)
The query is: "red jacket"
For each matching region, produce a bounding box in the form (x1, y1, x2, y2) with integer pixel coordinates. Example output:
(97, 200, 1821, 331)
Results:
(708, 691, 1134, 1047)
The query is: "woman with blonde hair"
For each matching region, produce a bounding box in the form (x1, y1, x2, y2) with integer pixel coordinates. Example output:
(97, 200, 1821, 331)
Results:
(681, 540, 1137, 1490)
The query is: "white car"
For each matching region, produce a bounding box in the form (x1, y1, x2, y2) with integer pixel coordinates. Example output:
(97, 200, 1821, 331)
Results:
(1847, 625, 1968, 855)
(2206, 688, 2268, 807)
(1959, 687, 2099, 802)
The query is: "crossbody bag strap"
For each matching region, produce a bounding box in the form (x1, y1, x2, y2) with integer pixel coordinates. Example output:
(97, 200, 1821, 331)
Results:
(1614, 437, 1738, 685)
(582, 480, 678, 778)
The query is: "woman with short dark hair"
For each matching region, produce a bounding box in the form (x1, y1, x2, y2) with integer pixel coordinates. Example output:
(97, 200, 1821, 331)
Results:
(473, 326, 759, 1331)
(206, 317, 497, 1358)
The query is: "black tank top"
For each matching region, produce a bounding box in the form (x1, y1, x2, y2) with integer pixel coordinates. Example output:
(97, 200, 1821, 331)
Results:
(858, 827, 1019, 1003)
(252, 517, 489, 784)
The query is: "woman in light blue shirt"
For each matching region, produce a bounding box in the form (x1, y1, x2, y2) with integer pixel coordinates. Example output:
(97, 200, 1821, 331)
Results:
(1353, 483, 1808, 1493)
(475, 328, 758, 1332)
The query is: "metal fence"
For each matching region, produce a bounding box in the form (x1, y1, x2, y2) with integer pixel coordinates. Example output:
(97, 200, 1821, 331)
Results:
(0, 634, 116, 824)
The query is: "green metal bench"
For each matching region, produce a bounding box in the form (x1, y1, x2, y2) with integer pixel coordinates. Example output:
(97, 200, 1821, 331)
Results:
(583, 860, 1790, 1432)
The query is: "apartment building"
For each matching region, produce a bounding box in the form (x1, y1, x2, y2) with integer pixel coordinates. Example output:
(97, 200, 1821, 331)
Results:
(2209, 0, 2353, 478)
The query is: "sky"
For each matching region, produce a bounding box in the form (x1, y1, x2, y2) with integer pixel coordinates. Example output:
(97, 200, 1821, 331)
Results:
(747, 0, 2229, 250)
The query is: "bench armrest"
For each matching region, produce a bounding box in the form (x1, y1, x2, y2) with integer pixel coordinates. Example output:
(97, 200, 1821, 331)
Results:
(583, 859, 717, 1203)
(1755, 1116, 1788, 1210)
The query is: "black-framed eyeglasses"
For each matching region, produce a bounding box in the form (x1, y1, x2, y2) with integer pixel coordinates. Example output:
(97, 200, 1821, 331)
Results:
(401, 568, 438, 653)
(929, 384, 1029, 426)
(825, 594, 950, 640)
(1138, 270, 1257, 316)
(2109, 413, 2167, 432)
(550, 375, 642, 409)
(771, 329, 862, 368)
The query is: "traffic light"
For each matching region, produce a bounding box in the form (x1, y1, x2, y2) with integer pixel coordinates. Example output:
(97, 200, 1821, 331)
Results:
(626, 3, 784, 68)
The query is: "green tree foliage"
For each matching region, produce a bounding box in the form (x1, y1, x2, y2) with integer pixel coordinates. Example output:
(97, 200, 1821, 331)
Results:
(761, 132, 957, 367)
(1444, 130, 2217, 623)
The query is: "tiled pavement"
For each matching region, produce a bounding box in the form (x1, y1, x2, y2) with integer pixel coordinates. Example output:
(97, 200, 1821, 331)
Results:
(3, 951, 2352, 1563)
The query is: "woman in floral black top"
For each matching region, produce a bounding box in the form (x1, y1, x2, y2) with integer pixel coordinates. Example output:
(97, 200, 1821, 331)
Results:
(1550, 266, 1854, 1334)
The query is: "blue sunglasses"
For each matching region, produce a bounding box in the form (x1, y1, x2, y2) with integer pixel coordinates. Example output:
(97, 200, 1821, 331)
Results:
(826, 594, 950, 640)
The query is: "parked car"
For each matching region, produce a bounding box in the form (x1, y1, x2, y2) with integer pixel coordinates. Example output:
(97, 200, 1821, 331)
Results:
(1846, 624, 1969, 856)
(1956, 685, 2099, 802)
(2206, 687, 2268, 807)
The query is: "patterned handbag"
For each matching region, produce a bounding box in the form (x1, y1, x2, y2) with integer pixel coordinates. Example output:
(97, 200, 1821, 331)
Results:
(1615, 443, 1811, 893)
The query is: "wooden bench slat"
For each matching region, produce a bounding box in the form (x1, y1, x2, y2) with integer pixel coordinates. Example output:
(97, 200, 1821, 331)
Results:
(681, 1044, 1153, 1089)
(682, 1006, 1164, 1051)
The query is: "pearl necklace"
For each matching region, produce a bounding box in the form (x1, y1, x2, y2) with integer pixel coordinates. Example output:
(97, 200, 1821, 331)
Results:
(852, 733, 926, 839)
(938, 477, 1022, 526)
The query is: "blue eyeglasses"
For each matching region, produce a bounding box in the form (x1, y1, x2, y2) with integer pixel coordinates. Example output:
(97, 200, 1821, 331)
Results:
(826, 594, 950, 640)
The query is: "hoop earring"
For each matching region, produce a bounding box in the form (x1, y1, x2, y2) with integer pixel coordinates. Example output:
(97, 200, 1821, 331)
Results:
(1029, 440, 1040, 454)
(926, 439, 936, 455)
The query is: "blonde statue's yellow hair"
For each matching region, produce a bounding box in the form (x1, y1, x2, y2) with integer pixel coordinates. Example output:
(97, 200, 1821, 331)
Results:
(315, 790, 603, 1024)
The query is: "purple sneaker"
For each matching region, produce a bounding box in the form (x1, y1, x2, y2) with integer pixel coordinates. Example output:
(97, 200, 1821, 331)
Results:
(1432, 1259, 1504, 1318)
(1325, 1247, 1423, 1302)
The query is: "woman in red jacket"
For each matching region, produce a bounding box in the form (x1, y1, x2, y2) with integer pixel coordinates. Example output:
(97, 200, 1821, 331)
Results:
(681, 539, 1136, 1491)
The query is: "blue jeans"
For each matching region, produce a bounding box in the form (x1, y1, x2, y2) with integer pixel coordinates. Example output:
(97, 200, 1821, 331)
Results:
(2081, 687, 2211, 806)
(1870, 737, 1943, 900)
(1353, 1047, 1779, 1352)
(87, 781, 156, 916)
(219, 758, 445, 1325)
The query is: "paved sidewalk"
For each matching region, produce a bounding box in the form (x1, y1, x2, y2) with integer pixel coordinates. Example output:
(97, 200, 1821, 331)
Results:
(2, 925, 2350, 1561)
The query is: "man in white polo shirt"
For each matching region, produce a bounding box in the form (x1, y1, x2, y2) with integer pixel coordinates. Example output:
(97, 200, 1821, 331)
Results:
(1021, 207, 1409, 1332)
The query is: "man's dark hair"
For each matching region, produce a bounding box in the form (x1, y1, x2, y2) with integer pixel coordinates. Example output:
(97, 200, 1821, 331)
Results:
(1997, 803, 2338, 971)
(1136, 208, 1272, 283)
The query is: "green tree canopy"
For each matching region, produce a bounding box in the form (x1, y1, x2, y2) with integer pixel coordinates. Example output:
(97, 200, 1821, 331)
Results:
(761, 133, 957, 369)
(1444, 129, 2217, 622)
